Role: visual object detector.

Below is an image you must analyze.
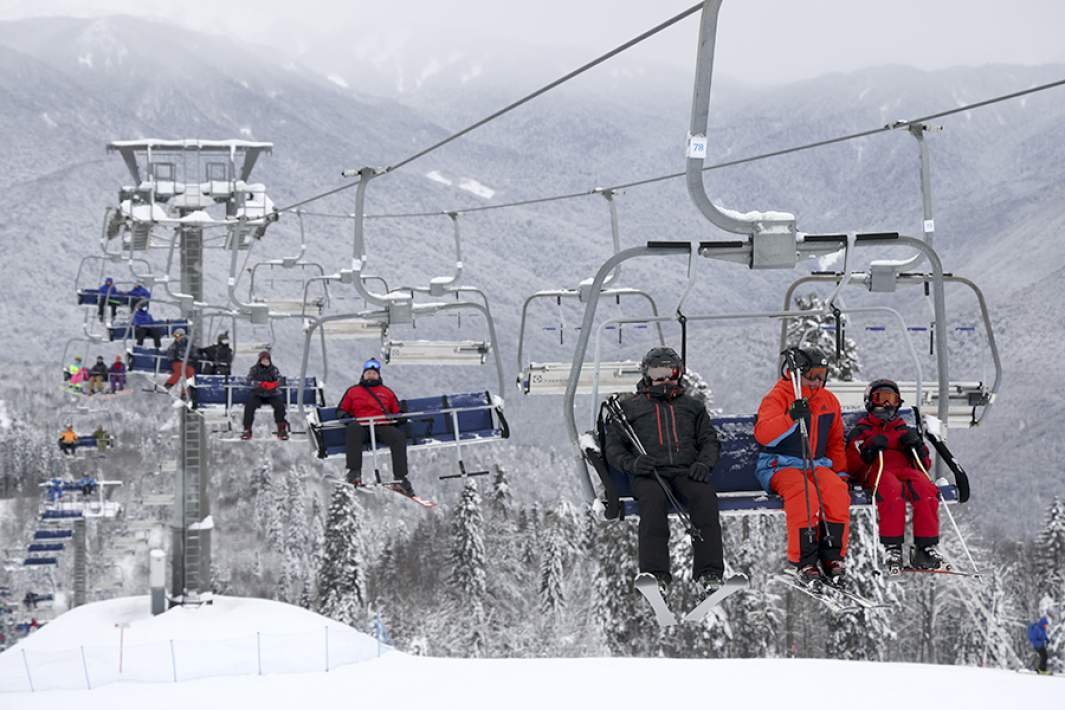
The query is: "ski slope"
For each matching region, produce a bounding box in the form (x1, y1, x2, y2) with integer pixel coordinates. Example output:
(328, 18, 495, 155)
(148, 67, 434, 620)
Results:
(2, 596, 1059, 708)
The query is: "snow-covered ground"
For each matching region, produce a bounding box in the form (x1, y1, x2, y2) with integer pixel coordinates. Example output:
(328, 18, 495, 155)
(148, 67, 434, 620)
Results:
(1, 596, 1060, 708)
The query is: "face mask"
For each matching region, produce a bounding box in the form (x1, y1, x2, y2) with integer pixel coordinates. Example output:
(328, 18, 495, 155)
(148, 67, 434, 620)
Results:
(871, 405, 898, 421)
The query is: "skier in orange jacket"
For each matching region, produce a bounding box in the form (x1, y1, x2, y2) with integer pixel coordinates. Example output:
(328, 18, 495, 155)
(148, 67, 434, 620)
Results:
(754, 348, 850, 586)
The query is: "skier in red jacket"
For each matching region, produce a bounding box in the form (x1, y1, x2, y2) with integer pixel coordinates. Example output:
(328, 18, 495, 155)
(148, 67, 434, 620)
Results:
(845, 379, 944, 572)
(754, 348, 850, 586)
(338, 358, 413, 496)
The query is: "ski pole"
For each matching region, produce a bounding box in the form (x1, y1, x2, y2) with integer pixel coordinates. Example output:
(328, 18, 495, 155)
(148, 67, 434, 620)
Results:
(911, 449, 979, 575)
(607, 397, 702, 542)
(867, 449, 885, 573)
(786, 356, 828, 546)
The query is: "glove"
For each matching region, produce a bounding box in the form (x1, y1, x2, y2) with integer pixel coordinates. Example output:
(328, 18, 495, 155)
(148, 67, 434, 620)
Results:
(859, 435, 889, 464)
(899, 430, 923, 450)
(688, 462, 712, 483)
(788, 398, 811, 422)
(260, 380, 279, 391)
(632, 456, 656, 477)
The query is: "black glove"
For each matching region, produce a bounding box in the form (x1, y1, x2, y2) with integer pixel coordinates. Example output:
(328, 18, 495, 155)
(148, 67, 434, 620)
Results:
(632, 456, 656, 477)
(899, 430, 923, 450)
(859, 435, 889, 464)
(788, 398, 811, 422)
(688, 462, 712, 483)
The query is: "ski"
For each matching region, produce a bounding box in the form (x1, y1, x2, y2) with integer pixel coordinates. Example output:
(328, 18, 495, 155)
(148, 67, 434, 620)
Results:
(772, 573, 859, 613)
(900, 566, 980, 578)
(682, 573, 749, 624)
(347, 481, 438, 509)
(634, 572, 677, 627)
(383, 482, 437, 509)
(820, 579, 892, 610)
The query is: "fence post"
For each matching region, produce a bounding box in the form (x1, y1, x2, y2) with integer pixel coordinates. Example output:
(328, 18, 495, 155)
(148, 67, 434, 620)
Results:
(256, 632, 262, 675)
(20, 649, 34, 693)
(324, 626, 329, 672)
(80, 645, 92, 690)
(169, 639, 177, 682)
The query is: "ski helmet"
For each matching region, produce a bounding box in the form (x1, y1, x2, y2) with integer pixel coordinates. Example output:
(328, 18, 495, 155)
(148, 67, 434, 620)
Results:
(640, 346, 683, 382)
(173, 328, 186, 338)
(864, 378, 902, 414)
(362, 357, 382, 372)
(780, 347, 829, 379)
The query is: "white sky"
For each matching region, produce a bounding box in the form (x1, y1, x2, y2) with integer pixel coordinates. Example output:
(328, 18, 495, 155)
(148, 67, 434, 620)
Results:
(1, 0, 1064, 85)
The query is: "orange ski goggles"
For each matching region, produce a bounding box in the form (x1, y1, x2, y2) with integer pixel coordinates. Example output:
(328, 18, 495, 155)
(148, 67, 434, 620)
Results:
(869, 388, 901, 407)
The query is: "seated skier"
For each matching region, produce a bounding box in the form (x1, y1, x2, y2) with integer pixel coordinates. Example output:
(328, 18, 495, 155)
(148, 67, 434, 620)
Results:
(241, 350, 289, 440)
(88, 356, 109, 395)
(96, 277, 120, 323)
(754, 347, 850, 587)
(339, 358, 414, 496)
(93, 425, 112, 451)
(58, 425, 78, 456)
(133, 306, 161, 349)
(846, 379, 943, 572)
(200, 332, 233, 376)
(163, 329, 195, 398)
(603, 346, 725, 598)
(109, 355, 126, 393)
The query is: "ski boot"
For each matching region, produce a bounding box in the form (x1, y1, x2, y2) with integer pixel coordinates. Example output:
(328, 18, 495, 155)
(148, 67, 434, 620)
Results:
(696, 572, 724, 596)
(884, 545, 904, 575)
(653, 572, 671, 599)
(796, 564, 823, 590)
(389, 477, 416, 498)
(346, 471, 365, 488)
(911, 545, 946, 570)
(276, 421, 290, 441)
(821, 559, 847, 589)
(240, 428, 253, 441)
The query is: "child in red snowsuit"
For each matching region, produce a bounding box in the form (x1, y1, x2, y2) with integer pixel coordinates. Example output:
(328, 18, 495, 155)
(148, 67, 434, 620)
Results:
(845, 379, 944, 571)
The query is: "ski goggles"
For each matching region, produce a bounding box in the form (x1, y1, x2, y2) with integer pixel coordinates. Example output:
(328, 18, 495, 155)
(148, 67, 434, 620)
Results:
(646, 366, 679, 382)
(362, 357, 382, 371)
(801, 367, 828, 382)
(869, 389, 901, 406)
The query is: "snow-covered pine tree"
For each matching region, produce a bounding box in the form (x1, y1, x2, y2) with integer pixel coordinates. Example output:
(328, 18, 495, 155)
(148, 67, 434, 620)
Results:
(785, 292, 861, 381)
(1034, 496, 1065, 673)
(448, 479, 489, 656)
(316, 484, 366, 627)
(539, 530, 565, 616)
(490, 464, 513, 520)
(723, 515, 784, 659)
(274, 558, 291, 603)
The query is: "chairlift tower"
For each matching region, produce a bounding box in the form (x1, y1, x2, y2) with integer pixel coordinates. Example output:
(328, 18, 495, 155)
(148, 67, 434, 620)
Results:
(107, 139, 273, 604)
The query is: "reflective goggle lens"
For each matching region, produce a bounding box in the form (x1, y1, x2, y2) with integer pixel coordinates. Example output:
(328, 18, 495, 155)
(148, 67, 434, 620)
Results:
(870, 389, 900, 406)
(646, 366, 678, 382)
(363, 358, 381, 370)
(803, 367, 828, 382)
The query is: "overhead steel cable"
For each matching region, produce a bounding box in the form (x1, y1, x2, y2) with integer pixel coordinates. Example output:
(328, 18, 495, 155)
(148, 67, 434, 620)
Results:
(294, 74, 1065, 221)
(273, 2, 703, 214)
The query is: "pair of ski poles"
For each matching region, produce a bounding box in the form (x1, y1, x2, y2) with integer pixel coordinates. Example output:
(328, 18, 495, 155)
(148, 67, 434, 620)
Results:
(605, 395, 703, 542)
(783, 349, 833, 551)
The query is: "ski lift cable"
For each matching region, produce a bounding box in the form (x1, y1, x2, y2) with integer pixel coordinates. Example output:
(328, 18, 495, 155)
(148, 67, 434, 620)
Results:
(289, 76, 1065, 222)
(272, 2, 704, 214)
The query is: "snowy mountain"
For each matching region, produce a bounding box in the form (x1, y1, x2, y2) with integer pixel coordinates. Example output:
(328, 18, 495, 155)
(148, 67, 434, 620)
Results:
(1, 595, 1061, 705)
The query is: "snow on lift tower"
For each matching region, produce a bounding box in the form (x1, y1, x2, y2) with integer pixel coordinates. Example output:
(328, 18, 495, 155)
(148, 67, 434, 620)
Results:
(106, 138, 274, 604)
(516, 189, 666, 396)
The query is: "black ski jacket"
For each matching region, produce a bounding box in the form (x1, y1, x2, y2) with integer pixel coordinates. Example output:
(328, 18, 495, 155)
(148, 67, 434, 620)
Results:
(604, 382, 720, 478)
(246, 362, 283, 396)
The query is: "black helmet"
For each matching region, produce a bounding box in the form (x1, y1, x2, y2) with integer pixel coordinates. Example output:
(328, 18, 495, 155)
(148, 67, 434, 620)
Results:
(864, 378, 903, 415)
(780, 347, 829, 378)
(640, 346, 683, 380)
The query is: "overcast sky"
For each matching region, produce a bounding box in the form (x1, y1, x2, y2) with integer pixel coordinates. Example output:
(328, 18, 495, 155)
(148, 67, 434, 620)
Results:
(2, 0, 1064, 85)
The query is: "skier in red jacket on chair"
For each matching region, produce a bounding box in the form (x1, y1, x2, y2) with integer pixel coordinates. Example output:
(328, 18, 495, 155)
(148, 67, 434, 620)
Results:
(845, 379, 944, 573)
(338, 357, 414, 496)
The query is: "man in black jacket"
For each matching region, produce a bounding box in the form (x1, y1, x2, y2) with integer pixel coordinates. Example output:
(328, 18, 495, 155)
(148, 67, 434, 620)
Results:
(604, 347, 725, 594)
(242, 350, 289, 440)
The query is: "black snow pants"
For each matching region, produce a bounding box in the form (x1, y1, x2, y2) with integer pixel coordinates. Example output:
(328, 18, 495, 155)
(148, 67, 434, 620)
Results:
(631, 473, 724, 582)
(243, 392, 286, 429)
(345, 424, 409, 482)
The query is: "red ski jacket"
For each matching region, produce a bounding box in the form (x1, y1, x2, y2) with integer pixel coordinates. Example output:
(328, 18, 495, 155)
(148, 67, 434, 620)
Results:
(845, 412, 931, 486)
(339, 383, 401, 422)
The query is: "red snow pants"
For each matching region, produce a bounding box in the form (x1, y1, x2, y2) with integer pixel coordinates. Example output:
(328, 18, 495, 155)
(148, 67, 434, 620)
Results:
(165, 361, 196, 388)
(868, 465, 939, 547)
(771, 466, 851, 566)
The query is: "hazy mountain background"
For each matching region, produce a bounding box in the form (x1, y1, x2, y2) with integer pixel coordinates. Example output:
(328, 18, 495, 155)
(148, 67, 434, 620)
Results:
(0, 14, 1063, 540)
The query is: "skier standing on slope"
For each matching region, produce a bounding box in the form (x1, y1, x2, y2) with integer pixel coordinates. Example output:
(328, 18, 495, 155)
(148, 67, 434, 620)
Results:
(604, 346, 725, 597)
(1028, 615, 1051, 675)
(339, 357, 415, 497)
(845, 379, 944, 572)
(754, 348, 850, 587)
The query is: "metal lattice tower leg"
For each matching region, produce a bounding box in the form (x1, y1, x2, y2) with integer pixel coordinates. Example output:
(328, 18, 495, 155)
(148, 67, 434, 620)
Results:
(170, 224, 211, 603)
(73, 517, 86, 607)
